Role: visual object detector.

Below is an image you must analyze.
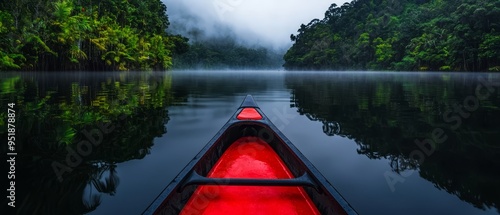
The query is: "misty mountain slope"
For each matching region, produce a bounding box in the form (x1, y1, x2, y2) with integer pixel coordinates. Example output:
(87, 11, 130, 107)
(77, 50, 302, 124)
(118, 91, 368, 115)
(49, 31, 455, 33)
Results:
(166, 7, 285, 69)
(164, 0, 340, 70)
(172, 37, 284, 69)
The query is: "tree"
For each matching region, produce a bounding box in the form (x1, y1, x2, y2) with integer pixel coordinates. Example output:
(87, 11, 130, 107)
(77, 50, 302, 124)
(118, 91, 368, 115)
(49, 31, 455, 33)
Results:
(0, 0, 184, 71)
(479, 33, 500, 71)
(284, 0, 500, 71)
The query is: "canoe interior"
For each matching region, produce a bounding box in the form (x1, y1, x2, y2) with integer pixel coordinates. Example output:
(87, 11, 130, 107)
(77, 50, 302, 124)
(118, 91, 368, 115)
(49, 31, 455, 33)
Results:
(180, 137, 320, 214)
(148, 122, 349, 215)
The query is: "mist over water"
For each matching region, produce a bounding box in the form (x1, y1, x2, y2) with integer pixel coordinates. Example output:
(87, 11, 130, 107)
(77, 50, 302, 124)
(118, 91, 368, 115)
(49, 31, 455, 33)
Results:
(163, 0, 347, 50)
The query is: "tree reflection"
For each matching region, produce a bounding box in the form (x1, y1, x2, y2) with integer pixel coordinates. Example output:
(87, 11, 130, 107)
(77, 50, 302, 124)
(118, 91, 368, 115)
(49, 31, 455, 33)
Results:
(286, 73, 500, 212)
(0, 73, 182, 214)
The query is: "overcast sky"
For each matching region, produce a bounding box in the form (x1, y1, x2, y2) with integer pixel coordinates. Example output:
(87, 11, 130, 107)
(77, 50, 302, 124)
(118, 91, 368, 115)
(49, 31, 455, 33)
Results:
(163, 0, 348, 49)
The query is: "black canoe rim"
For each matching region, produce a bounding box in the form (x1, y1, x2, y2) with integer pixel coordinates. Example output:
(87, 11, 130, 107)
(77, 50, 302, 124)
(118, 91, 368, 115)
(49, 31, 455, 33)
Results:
(142, 95, 358, 215)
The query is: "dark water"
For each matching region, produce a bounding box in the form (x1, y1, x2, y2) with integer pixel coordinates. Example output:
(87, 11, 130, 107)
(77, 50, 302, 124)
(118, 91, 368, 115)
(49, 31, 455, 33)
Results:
(1, 71, 500, 215)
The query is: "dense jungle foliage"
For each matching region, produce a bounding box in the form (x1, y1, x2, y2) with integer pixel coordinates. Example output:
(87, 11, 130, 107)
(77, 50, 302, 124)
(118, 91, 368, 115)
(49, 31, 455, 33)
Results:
(0, 0, 188, 71)
(284, 0, 500, 71)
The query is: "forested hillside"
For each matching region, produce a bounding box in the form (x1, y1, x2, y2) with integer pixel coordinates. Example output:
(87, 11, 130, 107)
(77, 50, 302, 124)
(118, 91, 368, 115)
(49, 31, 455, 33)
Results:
(173, 37, 284, 69)
(0, 0, 187, 71)
(284, 0, 500, 71)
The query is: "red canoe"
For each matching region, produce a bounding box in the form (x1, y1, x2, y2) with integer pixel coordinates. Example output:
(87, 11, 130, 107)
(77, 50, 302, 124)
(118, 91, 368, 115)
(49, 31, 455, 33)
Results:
(143, 95, 357, 215)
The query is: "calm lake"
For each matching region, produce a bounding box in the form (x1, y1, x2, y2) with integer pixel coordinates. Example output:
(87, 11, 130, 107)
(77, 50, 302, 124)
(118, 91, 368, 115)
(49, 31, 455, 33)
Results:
(1, 70, 500, 215)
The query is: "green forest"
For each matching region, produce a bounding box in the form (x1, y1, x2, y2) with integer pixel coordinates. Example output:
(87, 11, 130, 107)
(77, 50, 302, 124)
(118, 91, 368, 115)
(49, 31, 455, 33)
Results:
(284, 0, 500, 71)
(2, 0, 500, 71)
(0, 0, 188, 71)
(0, 0, 281, 71)
(172, 37, 283, 69)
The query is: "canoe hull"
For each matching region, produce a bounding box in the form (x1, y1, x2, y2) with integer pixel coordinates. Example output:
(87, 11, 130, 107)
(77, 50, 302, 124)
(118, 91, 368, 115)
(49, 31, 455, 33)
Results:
(143, 96, 357, 215)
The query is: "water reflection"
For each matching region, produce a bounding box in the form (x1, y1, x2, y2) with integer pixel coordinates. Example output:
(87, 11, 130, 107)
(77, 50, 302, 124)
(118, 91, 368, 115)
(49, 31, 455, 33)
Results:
(170, 70, 283, 98)
(2, 71, 500, 214)
(0, 72, 181, 214)
(285, 72, 500, 212)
